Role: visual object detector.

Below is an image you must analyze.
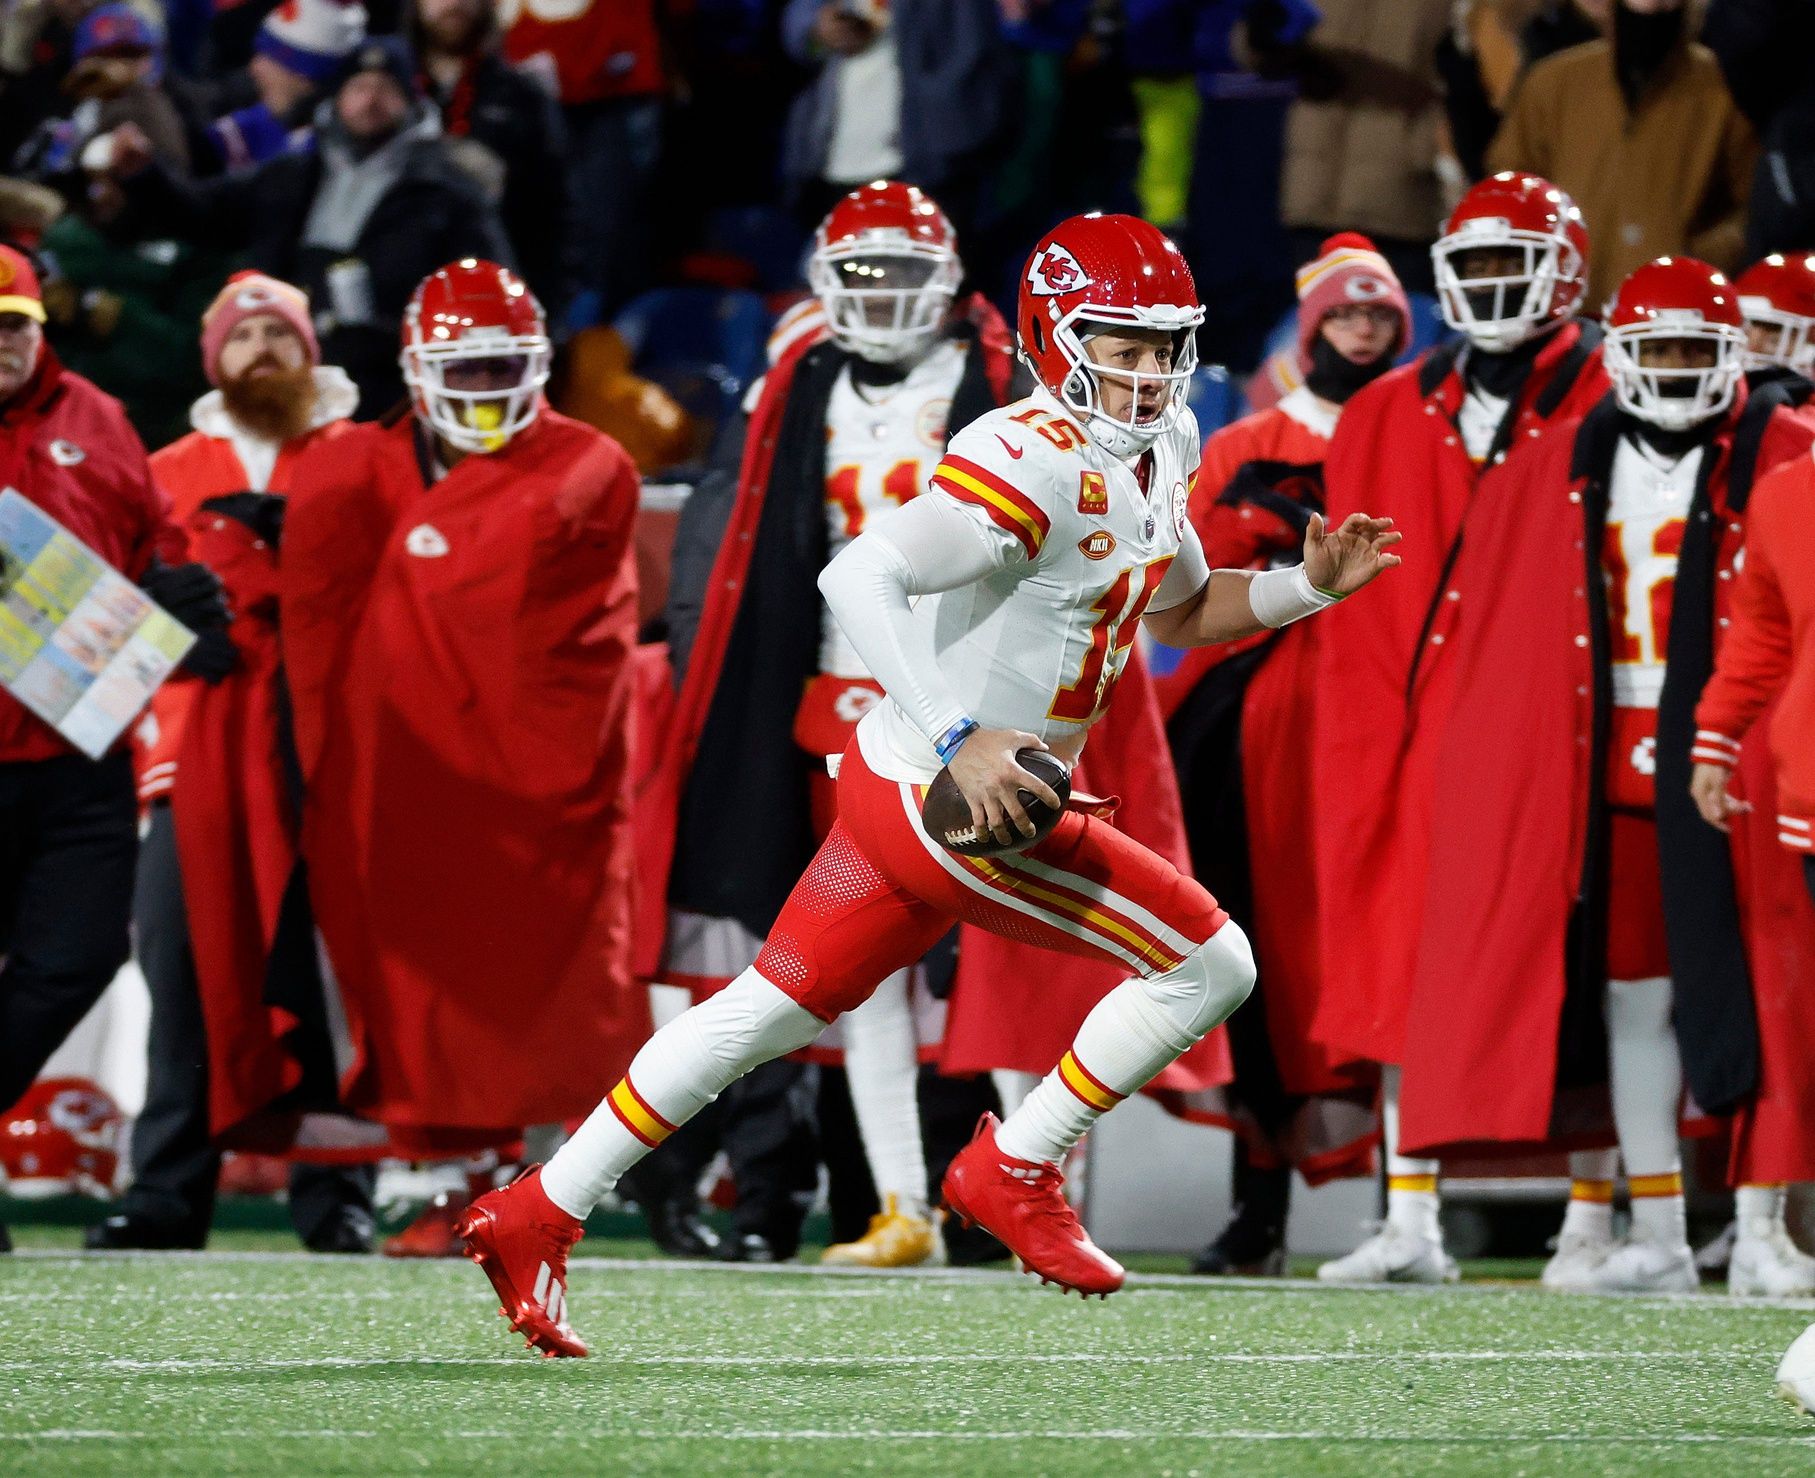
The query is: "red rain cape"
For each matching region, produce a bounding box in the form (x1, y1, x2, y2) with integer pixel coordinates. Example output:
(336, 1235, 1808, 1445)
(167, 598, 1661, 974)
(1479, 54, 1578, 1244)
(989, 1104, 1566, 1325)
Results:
(280, 409, 649, 1141)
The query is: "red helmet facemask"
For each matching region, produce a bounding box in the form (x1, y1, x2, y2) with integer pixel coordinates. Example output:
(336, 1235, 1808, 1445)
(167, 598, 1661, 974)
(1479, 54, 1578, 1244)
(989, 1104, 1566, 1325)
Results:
(807, 181, 962, 365)
(1432, 172, 1589, 353)
(401, 258, 550, 454)
(1017, 214, 1203, 459)
(1733, 253, 1815, 375)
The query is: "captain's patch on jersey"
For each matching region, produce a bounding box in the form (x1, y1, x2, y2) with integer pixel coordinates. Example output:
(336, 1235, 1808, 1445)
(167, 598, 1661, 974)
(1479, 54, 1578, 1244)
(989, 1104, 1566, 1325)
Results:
(1079, 530, 1117, 561)
(1077, 471, 1108, 516)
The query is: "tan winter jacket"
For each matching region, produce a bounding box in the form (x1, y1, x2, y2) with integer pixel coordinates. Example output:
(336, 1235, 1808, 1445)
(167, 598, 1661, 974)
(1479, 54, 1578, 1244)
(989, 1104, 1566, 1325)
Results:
(1279, 0, 1453, 245)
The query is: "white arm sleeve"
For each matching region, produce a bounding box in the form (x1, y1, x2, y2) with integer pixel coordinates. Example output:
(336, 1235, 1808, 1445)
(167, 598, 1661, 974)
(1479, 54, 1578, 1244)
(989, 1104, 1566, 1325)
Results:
(817, 493, 1006, 743)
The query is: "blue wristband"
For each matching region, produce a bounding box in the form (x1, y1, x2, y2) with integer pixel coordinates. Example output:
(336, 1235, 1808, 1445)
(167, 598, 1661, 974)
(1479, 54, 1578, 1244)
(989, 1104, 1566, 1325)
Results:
(934, 718, 979, 766)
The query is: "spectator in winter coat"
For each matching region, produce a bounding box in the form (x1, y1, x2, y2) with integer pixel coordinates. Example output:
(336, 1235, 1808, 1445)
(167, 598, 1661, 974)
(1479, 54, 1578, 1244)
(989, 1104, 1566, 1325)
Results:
(106, 37, 512, 417)
(1703, 0, 1815, 259)
(206, 0, 369, 173)
(1487, 0, 1756, 307)
(407, 0, 568, 312)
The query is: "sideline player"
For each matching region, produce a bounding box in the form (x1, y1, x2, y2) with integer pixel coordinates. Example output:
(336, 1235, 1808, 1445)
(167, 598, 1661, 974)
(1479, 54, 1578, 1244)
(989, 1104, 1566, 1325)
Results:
(658, 181, 1018, 1268)
(456, 213, 1401, 1357)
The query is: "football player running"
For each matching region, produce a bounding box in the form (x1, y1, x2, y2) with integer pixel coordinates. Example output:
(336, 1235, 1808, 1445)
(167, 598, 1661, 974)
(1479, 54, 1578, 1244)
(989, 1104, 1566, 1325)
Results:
(457, 214, 1400, 1357)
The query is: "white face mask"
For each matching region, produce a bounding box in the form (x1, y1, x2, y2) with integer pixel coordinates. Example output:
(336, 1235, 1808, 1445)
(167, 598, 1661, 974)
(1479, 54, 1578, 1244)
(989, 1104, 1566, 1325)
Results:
(401, 333, 551, 453)
(808, 241, 961, 365)
(1432, 229, 1581, 352)
(1043, 313, 1201, 459)
(1738, 300, 1815, 374)
(1604, 322, 1746, 432)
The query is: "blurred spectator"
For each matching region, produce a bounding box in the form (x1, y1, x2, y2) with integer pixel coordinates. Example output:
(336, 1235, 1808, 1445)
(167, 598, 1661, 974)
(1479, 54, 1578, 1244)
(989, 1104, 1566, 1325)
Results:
(0, 243, 228, 1253)
(407, 0, 568, 311)
(1487, 0, 1756, 308)
(1703, 0, 1815, 258)
(1437, 1, 1608, 185)
(12, 4, 196, 186)
(108, 37, 512, 416)
(206, 0, 368, 172)
(86, 271, 370, 1252)
(780, 0, 1011, 243)
(0, 0, 99, 163)
(36, 153, 230, 446)
(501, 0, 666, 323)
(1278, 0, 1453, 294)
(0, 175, 65, 250)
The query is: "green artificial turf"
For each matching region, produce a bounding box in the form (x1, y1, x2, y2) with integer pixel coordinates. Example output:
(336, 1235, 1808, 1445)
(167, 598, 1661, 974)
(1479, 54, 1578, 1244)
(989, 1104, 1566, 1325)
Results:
(2, 1234, 1812, 1477)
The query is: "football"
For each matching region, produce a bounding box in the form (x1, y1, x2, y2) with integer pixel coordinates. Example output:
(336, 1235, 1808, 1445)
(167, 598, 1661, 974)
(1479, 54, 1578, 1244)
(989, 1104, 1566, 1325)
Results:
(920, 747, 1071, 858)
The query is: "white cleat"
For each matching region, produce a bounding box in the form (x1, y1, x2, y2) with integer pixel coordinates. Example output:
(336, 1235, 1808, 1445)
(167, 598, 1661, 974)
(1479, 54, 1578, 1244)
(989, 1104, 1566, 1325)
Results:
(1776, 1324, 1815, 1414)
(1729, 1220, 1815, 1298)
(1316, 1224, 1459, 1285)
(1541, 1229, 1615, 1292)
(1584, 1237, 1699, 1294)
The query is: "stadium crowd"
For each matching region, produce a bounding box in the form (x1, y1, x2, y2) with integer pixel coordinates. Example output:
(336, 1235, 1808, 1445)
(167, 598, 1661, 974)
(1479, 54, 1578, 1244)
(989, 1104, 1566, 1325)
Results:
(1, 0, 1814, 1301)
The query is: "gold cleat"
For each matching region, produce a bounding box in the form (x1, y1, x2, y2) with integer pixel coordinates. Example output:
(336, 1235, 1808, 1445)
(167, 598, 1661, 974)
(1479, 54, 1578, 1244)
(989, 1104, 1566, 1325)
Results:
(820, 1195, 947, 1268)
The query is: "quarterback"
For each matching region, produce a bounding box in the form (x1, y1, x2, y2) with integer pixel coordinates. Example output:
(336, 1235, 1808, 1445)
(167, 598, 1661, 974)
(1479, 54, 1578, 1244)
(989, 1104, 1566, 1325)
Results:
(457, 213, 1400, 1356)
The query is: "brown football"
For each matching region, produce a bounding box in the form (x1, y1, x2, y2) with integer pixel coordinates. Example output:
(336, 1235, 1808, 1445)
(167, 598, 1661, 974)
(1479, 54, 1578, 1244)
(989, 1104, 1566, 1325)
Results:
(920, 748, 1072, 858)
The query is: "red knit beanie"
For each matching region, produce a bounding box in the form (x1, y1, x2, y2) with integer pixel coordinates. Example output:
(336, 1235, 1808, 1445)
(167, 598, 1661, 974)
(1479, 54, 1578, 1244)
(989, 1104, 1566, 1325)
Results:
(200, 271, 319, 385)
(1294, 233, 1411, 375)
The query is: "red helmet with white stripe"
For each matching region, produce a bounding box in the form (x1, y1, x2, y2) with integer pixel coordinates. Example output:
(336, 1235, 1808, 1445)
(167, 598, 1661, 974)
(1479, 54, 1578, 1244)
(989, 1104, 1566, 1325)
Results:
(807, 181, 961, 365)
(1733, 254, 1815, 374)
(1017, 213, 1203, 457)
(401, 258, 550, 454)
(1432, 172, 1589, 351)
(1604, 256, 1746, 431)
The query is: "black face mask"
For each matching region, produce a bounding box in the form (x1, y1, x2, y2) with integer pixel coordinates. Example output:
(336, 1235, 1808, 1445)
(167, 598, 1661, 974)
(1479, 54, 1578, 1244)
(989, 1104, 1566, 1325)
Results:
(1614, 4, 1686, 108)
(1304, 336, 1394, 404)
(848, 353, 913, 388)
(1619, 409, 1720, 459)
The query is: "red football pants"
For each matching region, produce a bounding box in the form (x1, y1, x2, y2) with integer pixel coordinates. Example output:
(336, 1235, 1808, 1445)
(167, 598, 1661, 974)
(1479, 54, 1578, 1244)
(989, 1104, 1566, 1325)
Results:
(754, 740, 1229, 1021)
(1607, 810, 1671, 981)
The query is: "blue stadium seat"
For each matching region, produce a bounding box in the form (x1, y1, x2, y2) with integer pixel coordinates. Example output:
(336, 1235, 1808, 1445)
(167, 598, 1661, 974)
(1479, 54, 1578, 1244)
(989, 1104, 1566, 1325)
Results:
(1187, 363, 1244, 437)
(611, 288, 775, 448)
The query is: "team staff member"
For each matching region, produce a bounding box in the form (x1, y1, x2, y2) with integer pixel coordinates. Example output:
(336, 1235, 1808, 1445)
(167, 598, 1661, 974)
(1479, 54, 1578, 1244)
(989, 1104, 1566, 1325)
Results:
(86, 272, 367, 1253)
(0, 244, 227, 1251)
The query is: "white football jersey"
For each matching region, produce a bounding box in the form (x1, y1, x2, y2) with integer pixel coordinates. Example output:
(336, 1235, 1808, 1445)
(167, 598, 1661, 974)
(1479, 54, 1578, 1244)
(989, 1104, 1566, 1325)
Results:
(1603, 434, 1700, 710)
(856, 386, 1209, 783)
(820, 340, 967, 677)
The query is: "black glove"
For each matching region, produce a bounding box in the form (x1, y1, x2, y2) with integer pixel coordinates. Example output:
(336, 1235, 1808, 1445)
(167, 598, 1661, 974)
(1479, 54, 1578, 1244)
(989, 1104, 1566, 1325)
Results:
(199, 491, 287, 550)
(180, 627, 240, 684)
(140, 559, 230, 630)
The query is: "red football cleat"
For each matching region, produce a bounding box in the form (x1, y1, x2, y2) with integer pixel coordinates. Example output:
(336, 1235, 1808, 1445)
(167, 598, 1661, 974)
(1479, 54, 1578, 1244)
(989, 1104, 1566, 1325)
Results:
(942, 1113, 1125, 1298)
(454, 1165, 589, 1358)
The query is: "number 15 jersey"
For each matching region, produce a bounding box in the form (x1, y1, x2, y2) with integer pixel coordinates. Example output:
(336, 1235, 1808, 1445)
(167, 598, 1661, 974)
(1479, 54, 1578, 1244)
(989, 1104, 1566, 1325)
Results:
(855, 386, 1210, 784)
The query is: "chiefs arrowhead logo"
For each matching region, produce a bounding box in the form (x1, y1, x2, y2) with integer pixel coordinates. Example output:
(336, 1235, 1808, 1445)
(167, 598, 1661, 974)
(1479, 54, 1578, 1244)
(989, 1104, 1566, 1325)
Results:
(405, 523, 450, 558)
(49, 439, 85, 466)
(1079, 530, 1116, 561)
(1026, 244, 1091, 297)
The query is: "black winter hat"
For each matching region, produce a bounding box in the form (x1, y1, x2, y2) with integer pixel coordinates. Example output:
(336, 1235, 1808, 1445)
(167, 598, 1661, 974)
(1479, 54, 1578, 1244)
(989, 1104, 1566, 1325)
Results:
(333, 34, 421, 101)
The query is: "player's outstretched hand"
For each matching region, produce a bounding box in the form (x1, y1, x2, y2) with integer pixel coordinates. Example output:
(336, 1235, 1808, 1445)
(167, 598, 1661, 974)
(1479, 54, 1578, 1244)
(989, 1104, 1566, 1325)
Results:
(1301, 512, 1402, 598)
(1690, 761, 1750, 834)
(948, 728, 1065, 848)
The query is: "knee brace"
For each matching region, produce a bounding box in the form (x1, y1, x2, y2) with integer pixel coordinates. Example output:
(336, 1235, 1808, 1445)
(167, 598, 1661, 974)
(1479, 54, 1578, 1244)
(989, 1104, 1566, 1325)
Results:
(1137, 921, 1257, 1049)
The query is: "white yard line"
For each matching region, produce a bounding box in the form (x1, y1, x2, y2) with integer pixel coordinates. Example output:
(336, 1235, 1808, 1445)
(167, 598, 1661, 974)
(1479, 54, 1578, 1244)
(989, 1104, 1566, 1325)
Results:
(0, 1350, 1770, 1373)
(1, 1429, 1811, 1447)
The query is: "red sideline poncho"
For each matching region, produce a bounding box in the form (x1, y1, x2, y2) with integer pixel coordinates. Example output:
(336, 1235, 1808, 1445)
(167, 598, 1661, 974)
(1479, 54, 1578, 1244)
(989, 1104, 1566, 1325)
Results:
(280, 409, 650, 1143)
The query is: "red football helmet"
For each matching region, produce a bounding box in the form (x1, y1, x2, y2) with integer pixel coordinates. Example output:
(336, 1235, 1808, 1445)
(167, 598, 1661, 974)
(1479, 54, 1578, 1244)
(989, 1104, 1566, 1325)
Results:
(1604, 256, 1747, 431)
(1431, 172, 1589, 351)
(0, 1078, 122, 1197)
(401, 258, 550, 454)
(1017, 213, 1203, 458)
(1733, 253, 1815, 374)
(807, 181, 962, 364)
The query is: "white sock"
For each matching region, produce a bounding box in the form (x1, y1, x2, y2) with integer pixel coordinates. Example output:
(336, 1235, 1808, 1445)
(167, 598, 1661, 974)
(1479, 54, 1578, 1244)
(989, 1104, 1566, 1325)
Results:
(996, 925, 1255, 1165)
(1380, 1065, 1441, 1241)
(539, 968, 824, 1219)
(991, 1069, 1041, 1117)
(1605, 975, 1686, 1246)
(1560, 1148, 1618, 1240)
(1736, 1183, 1786, 1233)
(840, 970, 928, 1215)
